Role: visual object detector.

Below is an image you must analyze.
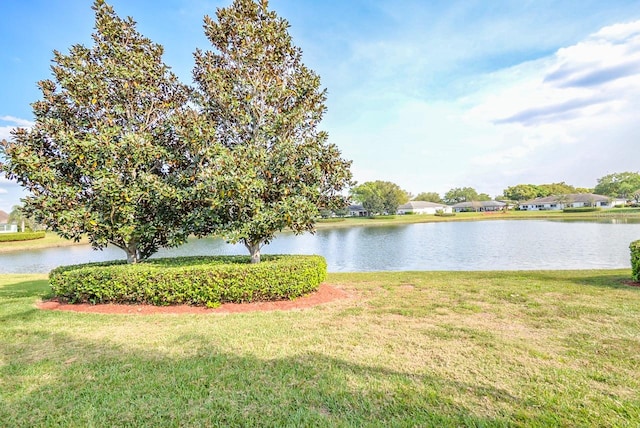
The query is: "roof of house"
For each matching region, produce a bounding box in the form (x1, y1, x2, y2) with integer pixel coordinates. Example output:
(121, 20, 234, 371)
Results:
(0, 210, 8, 224)
(399, 201, 446, 210)
(521, 193, 610, 205)
(452, 200, 506, 208)
(348, 204, 366, 211)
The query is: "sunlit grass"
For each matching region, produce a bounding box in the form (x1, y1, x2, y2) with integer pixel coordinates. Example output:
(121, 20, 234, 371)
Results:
(1, 270, 639, 426)
(0, 232, 87, 253)
(314, 209, 640, 230)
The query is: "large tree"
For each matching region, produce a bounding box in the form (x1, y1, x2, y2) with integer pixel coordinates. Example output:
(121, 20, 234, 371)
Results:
(504, 182, 589, 201)
(443, 187, 489, 204)
(502, 184, 545, 201)
(191, 0, 352, 263)
(8, 205, 41, 232)
(350, 181, 410, 215)
(594, 172, 640, 199)
(0, 0, 192, 263)
(538, 182, 578, 196)
(413, 192, 443, 203)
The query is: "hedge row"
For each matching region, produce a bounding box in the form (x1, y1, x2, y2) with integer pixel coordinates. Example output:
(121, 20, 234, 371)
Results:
(562, 207, 601, 213)
(49, 255, 327, 307)
(0, 231, 46, 242)
(631, 241, 640, 282)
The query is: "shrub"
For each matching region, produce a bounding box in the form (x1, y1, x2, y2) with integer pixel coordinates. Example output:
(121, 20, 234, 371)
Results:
(631, 241, 640, 282)
(562, 207, 601, 213)
(435, 211, 456, 217)
(0, 231, 46, 242)
(49, 255, 327, 307)
(317, 218, 345, 223)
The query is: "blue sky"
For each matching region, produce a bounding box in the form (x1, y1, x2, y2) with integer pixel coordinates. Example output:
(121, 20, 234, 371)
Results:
(2, 0, 640, 212)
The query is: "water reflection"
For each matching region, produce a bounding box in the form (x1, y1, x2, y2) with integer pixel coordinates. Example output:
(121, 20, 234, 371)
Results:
(2, 219, 640, 273)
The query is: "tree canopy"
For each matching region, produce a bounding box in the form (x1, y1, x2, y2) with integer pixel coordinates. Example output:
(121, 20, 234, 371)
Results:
(594, 172, 640, 199)
(190, 0, 352, 263)
(0, 0, 192, 263)
(413, 192, 443, 203)
(350, 181, 410, 215)
(443, 187, 490, 204)
(8, 205, 41, 232)
(502, 182, 590, 201)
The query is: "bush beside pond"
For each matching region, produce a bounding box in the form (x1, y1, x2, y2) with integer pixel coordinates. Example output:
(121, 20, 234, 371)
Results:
(562, 207, 601, 213)
(631, 240, 640, 282)
(0, 231, 46, 242)
(49, 255, 327, 307)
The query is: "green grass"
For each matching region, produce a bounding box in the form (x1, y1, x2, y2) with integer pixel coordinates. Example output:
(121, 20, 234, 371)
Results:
(315, 209, 640, 230)
(0, 232, 87, 253)
(1, 270, 639, 426)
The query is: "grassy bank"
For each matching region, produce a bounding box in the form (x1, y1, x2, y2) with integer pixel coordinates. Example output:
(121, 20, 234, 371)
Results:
(315, 208, 640, 230)
(0, 232, 87, 253)
(1, 270, 639, 426)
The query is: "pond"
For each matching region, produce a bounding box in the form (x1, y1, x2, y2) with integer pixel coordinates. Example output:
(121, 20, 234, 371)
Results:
(1, 219, 640, 274)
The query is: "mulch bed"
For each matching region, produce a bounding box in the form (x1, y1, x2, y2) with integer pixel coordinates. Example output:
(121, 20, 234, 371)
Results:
(37, 283, 350, 315)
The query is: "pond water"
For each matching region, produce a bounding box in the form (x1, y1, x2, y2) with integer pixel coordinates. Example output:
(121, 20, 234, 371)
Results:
(2, 219, 640, 274)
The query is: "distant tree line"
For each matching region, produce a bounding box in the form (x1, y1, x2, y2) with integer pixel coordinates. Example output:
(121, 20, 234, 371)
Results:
(351, 172, 640, 215)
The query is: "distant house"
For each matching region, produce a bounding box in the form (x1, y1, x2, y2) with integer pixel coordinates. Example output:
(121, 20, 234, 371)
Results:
(348, 204, 368, 217)
(397, 201, 452, 215)
(452, 200, 506, 212)
(519, 193, 618, 211)
(0, 224, 18, 233)
(0, 210, 16, 233)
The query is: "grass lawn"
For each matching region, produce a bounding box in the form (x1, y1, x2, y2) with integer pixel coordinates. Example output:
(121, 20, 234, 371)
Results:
(316, 208, 640, 229)
(0, 232, 87, 254)
(1, 270, 639, 426)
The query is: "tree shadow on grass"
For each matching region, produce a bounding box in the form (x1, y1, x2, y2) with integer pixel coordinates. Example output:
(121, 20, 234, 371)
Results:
(573, 275, 640, 290)
(0, 330, 531, 428)
(0, 278, 50, 299)
(0, 279, 51, 323)
(504, 270, 637, 291)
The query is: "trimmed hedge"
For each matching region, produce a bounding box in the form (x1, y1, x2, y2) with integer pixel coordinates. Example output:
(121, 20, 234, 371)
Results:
(631, 241, 640, 282)
(0, 231, 46, 242)
(435, 212, 456, 217)
(562, 207, 601, 213)
(317, 218, 345, 223)
(49, 255, 327, 307)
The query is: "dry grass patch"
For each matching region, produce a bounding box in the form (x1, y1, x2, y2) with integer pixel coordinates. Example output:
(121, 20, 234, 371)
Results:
(1, 270, 639, 426)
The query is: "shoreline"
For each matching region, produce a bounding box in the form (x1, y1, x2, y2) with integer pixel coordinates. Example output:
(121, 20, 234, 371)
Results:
(1, 209, 639, 254)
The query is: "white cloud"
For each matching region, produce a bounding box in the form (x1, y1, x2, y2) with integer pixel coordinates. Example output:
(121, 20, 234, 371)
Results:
(0, 116, 33, 141)
(0, 116, 33, 127)
(334, 19, 640, 198)
(453, 20, 640, 192)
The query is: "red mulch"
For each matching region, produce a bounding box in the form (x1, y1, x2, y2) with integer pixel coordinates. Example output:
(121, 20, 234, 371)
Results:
(623, 280, 640, 288)
(37, 283, 350, 315)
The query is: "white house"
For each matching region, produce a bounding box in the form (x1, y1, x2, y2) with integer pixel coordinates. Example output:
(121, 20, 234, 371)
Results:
(452, 200, 506, 212)
(519, 193, 615, 211)
(0, 223, 18, 233)
(347, 204, 369, 217)
(397, 201, 452, 215)
(0, 210, 16, 233)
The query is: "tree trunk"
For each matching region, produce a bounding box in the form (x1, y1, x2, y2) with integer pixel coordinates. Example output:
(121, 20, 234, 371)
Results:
(244, 240, 261, 264)
(125, 241, 141, 264)
(20, 219, 25, 233)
